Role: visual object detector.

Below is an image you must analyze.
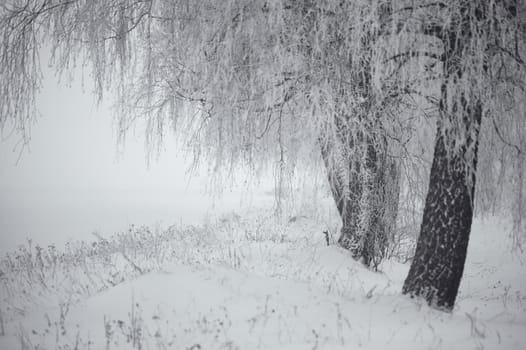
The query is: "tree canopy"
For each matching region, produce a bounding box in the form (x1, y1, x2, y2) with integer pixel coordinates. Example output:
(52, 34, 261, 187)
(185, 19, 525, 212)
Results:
(1, 0, 525, 244)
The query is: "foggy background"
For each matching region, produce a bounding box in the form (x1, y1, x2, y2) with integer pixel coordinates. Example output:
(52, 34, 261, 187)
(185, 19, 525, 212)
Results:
(0, 58, 272, 255)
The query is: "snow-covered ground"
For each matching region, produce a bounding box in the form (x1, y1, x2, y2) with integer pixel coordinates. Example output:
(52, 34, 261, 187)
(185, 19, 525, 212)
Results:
(0, 211, 524, 349)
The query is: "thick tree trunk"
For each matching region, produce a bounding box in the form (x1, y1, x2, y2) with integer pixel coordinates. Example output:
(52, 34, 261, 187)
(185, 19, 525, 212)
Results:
(402, 100, 482, 310)
(402, 1, 489, 311)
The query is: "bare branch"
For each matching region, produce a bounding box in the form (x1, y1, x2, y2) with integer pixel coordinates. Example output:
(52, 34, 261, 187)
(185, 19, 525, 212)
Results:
(493, 118, 525, 156)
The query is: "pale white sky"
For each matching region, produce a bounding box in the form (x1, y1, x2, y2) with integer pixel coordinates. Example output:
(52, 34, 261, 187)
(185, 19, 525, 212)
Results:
(0, 57, 272, 254)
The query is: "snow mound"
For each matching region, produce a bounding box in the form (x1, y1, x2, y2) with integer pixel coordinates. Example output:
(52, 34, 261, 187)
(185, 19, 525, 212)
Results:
(0, 214, 524, 349)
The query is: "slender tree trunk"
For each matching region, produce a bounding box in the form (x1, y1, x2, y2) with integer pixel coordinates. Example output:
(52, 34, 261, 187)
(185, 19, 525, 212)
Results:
(321, 125, 400, 269)
(366, 146, 400, 268)
(318, 0, 399, 269)
(320, 131, 364, 257)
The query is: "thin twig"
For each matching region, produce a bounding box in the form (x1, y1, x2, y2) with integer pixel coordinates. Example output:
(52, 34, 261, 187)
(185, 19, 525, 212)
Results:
(493, 119, 524, 156)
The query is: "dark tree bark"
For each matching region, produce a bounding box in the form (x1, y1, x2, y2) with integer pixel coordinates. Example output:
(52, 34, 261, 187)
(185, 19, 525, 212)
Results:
(402, 100, 482, 310)
(403, 1, 487, 310)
